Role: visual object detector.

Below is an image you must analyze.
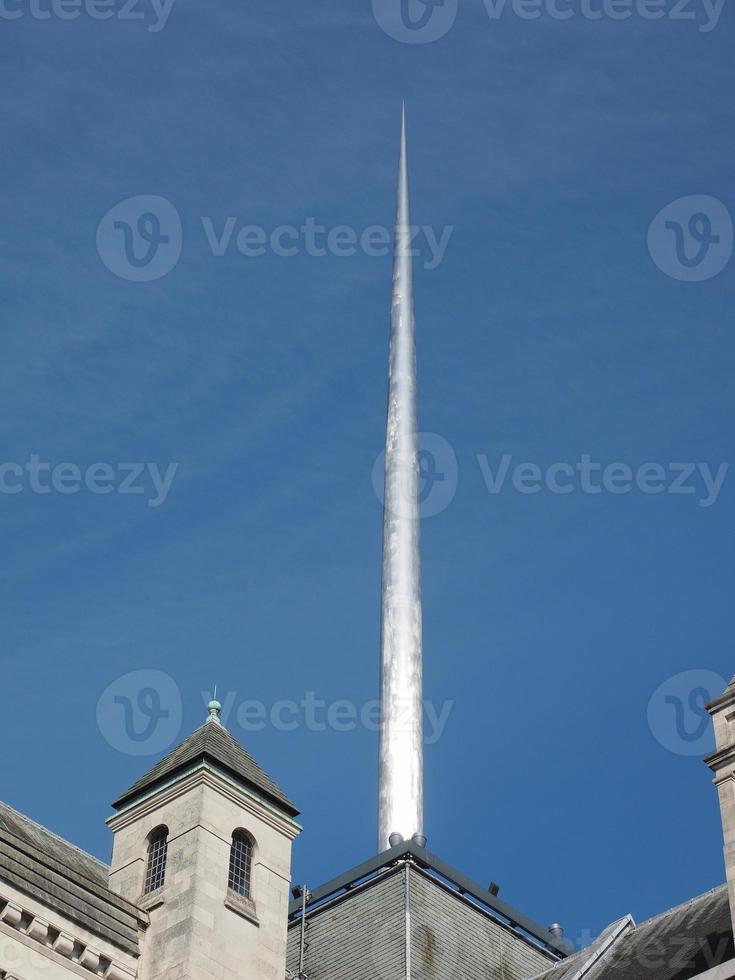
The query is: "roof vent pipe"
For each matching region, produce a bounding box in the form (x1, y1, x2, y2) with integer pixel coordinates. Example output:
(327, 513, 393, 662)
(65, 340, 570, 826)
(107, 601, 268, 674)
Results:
(548, 924, 564, 941)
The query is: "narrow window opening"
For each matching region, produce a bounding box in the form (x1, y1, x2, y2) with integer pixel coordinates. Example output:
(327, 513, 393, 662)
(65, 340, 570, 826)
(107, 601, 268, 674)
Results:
(228, 831, 253, 898)
(144, 826, 168, 894)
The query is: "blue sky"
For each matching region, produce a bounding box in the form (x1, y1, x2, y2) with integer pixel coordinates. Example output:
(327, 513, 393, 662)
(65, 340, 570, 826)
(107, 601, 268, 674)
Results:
(2, 0, 734, 950)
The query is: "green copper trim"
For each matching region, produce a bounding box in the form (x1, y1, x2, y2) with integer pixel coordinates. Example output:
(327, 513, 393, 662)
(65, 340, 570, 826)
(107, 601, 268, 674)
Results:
(107, 759, 302, 831)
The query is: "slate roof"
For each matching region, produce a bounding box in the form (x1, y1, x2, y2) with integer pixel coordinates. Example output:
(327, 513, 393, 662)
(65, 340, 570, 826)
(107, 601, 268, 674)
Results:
(287, 861, 407, 980)
(286, 863, 556, 980)
(0, 800, 146, 955)
(530, 917, 634, 980)
(287, 842, 560, 980)
(530, 884, 733, 980)
(112, 719, 299, 817)
(289, 841, 735, 980)
(408, 865, 556, 980)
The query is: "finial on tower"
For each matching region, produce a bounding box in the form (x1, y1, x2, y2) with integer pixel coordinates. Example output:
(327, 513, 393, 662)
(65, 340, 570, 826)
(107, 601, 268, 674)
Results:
(377, 105, 424, 853)
(207, 699, 223, 724)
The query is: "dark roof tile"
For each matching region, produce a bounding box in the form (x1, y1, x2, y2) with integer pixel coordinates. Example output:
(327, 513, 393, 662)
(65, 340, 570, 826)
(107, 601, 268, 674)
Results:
(531, 884, 733, 980)
(112, 720, 298, 816)
(0, 801, 146, 955)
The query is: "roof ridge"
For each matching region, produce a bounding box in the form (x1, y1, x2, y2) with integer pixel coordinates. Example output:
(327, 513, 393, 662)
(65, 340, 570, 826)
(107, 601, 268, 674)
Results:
(529, 915, 634, 980)
(0, 799, 109, 874)
(193, 721, 296, 801)
(635, 882, 728, 931)
(111, 716, 298, 815)
(0, 822, 145, 918)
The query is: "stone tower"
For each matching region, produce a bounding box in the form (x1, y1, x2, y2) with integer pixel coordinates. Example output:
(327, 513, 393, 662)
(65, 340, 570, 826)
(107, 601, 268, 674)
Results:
(107, 701, 300, 980)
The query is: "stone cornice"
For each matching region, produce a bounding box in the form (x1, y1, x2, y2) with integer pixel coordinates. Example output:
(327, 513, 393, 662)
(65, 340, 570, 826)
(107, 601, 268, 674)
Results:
(706, 679, 735, 715)
(107, 764, 301, 841)
(704, 743, 735, 775)
(0, 893, 136, 980)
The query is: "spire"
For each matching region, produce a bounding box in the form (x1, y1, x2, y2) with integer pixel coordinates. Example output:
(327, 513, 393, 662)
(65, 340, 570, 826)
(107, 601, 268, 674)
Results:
(378, 105, 424, 852)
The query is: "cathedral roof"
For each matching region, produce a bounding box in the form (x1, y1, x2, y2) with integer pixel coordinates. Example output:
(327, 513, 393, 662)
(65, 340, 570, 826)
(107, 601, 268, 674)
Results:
(0, 800, 146, 954)
(286, 838, 568, 980)
(531, 883, 732, 980)
(111, 711, 299, 817)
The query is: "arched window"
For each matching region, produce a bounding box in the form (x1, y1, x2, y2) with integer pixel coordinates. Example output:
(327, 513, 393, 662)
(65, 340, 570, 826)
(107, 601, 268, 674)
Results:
(144, 826, 168, 894)
(228, 831, 254, 898)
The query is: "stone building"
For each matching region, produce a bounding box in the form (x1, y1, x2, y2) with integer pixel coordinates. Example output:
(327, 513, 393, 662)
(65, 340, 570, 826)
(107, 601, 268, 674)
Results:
(3, 116, 735, 980)
(2, 684, 735, 980)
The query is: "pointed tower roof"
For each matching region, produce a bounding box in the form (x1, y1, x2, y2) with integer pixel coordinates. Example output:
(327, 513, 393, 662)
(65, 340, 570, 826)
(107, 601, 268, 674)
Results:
(111, 702, 299, 817)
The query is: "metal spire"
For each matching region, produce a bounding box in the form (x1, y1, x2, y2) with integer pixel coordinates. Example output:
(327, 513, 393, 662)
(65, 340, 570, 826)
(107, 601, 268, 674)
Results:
(378, 104, 424, 852)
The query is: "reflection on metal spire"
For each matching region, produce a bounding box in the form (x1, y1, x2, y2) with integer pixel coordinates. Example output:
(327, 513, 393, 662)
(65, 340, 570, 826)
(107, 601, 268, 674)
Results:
(378, 105, 424, 852)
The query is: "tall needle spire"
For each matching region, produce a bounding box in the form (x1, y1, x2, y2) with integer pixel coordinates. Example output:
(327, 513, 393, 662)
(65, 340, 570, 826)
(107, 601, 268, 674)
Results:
(378, 105, 424, 852)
